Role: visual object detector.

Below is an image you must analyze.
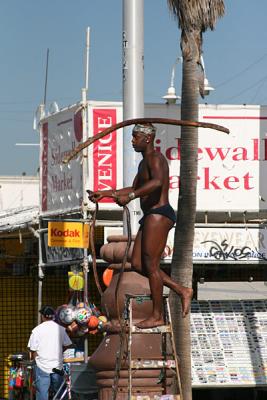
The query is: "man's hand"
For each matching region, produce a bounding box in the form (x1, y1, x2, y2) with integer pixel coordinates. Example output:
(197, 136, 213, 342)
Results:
(87, 190, 103, 203)
(114, 194, 130, 207)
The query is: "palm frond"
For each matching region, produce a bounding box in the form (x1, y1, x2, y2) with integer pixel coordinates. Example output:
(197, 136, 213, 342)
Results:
(167, 0, 225, 31)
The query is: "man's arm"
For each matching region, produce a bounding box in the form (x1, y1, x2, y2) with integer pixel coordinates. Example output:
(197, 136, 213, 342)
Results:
(87, 189, 115, 202)
(28, 331, 38, 362)
(87, 174, 139, 203)
(29, 350, 37, 361)
(112, 174, 139, 197)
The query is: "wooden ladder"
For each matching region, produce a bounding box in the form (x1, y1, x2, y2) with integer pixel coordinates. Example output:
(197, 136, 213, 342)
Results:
(126, 293, 183, 400)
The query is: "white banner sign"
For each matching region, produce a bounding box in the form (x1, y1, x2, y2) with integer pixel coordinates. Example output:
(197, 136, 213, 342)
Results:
(104, 225, 267, 263)
(40, 104, 84, 214)
(87, 103, 267, 212)
(164, 225, 267, 263)
(145, 104, 267, 212)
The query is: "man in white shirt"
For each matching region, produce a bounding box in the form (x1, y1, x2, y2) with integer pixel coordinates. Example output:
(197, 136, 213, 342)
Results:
(28, 305, 72, 400)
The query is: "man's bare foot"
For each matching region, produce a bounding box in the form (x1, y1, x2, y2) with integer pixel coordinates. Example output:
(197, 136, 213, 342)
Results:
(136, 316, 165, 329)
(179, 287, 193, 317)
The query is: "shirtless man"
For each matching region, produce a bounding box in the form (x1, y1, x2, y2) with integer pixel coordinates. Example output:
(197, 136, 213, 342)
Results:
(88, 123, 193, 329)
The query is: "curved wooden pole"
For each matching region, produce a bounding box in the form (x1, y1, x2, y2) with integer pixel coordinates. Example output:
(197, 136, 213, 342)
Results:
(64, 117, 230, 163)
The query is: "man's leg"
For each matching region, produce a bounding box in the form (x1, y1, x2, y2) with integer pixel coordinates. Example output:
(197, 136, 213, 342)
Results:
(34, 366, 50, 400)
(51, 371, 66, 399)
(131, 229, 142, 273)
(131, 218, 193, 319)
(132, 228, 165, 328)
(136, 214, 173, 328)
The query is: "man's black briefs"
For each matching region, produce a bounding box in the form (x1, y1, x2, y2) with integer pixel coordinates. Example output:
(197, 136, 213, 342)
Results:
(139, 203, 176, 227)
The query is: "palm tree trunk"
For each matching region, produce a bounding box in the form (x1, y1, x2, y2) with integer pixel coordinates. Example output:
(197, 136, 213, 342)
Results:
(170, 57, 199, 400)
(167, 3, 225, 399)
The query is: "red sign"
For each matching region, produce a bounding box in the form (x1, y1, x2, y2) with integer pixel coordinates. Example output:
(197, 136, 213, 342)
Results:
(93, 109, 117, 202)
(41, 122, 48, 211)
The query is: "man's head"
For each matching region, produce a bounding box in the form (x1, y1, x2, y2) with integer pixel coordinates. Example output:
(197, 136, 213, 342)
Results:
(133, 123, 156, 137)
(39, 305, 55, 320)
(132, 123, 156, 152)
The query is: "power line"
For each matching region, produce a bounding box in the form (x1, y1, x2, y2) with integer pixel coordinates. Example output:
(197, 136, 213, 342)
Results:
(222, 72, 267, 103)
(250, 80, 267, 104)
(216, 52, 267, 89)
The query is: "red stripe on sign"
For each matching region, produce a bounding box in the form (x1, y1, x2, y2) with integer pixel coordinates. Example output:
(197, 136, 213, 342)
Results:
(93, 109, 117, 203)
(41, 122, 48, 211)
(203, 116, 267, 120)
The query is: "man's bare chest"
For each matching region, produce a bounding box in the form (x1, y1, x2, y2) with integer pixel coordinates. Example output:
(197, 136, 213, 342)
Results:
(137, 162, 150, 184)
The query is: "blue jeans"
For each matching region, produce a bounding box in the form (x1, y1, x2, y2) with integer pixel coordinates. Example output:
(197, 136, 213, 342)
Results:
(34, 365, 66, 400)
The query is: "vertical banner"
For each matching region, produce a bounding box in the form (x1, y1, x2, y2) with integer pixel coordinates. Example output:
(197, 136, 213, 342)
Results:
(41, 122, 48, 211)
(40, 105, 84, 214)
(93, 109, 117, 203)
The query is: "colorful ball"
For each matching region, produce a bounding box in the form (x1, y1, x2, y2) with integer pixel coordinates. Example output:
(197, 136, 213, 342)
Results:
(88, 315, 99, 329)
(98, 315, 108, 324)
(75, 307, 91, 325)
(102, 268, 113, 287)
(57, 305, 75, 325)
(76, 302, 85, 308)
(98, 320, 105, 331)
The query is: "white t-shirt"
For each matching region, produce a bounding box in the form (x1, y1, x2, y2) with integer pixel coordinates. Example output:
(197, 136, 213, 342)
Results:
(28, 320, 72, 374)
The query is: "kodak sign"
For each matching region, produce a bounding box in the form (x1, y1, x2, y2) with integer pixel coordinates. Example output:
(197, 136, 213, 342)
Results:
(48, 221, 89, 248)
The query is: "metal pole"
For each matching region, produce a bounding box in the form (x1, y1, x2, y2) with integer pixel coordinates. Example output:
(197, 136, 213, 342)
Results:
(82, 27, 91, 363)
(82, 110, 89, 364)
(122, 0, 144, 234)
(43, 49, 49, 107)
(85, 27, 90, 92)
(37, 219, 44, 325)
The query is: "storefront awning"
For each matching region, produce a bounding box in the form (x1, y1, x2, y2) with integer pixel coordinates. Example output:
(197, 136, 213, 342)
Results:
(0, 206, 39, 233)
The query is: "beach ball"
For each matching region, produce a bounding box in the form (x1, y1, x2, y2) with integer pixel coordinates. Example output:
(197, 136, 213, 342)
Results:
(98, 315, 108, 324)
(88, 315, 99, 330)
(76, 302, 85, 308)
(102, 268, 113, 287)
(57, 305, 75, 325)
(76, 307, 91, 325)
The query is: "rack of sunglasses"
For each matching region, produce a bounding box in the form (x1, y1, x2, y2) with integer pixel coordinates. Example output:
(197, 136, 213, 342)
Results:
(7, 354, 34, 399)
(191, 299, 267, 387)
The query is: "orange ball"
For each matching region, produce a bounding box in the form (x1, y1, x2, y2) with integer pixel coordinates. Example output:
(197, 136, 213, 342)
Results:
(88, 315, 99, 329)
(76, 302, 85, 308)
(103, 268, 113, 287)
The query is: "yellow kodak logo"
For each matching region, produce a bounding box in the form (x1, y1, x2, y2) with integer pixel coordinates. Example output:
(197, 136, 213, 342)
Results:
(48, 221, 89, 248)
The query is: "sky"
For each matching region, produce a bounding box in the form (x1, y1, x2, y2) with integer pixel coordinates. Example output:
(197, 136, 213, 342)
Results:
(1, 0, 267, 176)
